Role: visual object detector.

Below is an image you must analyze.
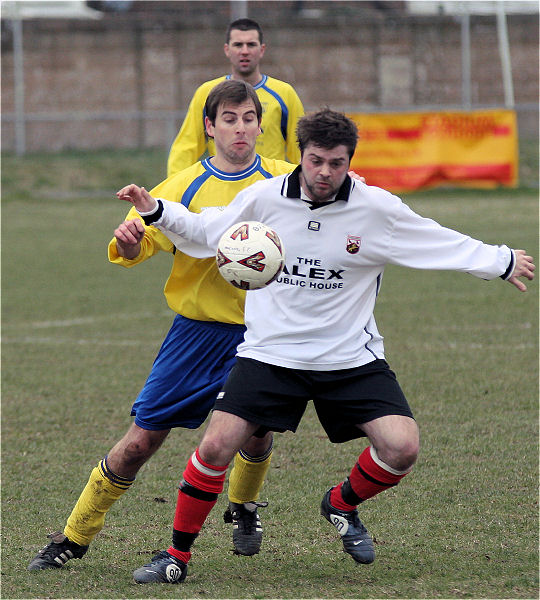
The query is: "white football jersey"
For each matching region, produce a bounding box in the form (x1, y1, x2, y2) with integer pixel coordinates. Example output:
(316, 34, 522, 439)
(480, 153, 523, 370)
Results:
(147, 168, 513, 371)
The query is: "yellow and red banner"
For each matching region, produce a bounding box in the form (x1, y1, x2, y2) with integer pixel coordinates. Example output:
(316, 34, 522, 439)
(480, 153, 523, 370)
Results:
(347, 109, 518, 192)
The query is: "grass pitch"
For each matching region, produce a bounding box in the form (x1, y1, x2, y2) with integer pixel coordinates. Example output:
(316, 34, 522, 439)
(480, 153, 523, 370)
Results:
(1, 150, 538, 599)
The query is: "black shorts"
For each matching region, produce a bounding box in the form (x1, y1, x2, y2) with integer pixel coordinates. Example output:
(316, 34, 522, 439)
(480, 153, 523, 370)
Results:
(215, 357, 414, 443)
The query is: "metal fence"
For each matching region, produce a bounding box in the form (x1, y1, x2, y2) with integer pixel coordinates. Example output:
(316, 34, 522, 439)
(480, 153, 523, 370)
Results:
(1, 5, 538, 158)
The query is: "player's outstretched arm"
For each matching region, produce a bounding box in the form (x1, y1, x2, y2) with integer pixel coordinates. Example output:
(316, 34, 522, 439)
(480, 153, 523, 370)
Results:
(117, 184, 158, 214)
(507, 249, 535, 292)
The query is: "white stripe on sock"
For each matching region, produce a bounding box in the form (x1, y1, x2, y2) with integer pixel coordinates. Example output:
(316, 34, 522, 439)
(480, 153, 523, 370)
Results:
(191, 451, 228, 477)
(370, 446, 411, 476)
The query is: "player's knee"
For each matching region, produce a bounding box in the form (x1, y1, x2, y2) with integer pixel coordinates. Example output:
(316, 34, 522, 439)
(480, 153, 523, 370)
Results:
(396, 421, 420, 469)
(396, 438, 419, 471)
(117, 429, 167, 466)
(241, 431, 273, 457)
(378, 435, 419, 472)
(199, 436, 237, 467)
(122, 440, 152, 463)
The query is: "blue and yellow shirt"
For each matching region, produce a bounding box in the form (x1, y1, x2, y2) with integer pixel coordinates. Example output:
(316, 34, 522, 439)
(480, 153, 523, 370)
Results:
(167, 75, 304, 176)
(109, 155, 295, 324)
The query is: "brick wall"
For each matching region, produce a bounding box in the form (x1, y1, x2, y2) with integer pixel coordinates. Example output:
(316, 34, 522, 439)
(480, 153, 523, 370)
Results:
(1, 5, 537, 152)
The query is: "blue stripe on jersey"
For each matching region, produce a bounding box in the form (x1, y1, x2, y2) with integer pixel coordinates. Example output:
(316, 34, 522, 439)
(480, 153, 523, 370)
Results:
(252, 74, 267, 89)
(180, 156, 274, 209)
(365, 275, 383, 359)
(181, 170, 213, 207)
(375, 272, 383, 296)
(201, 155, 264, 180)
(258, 76, 288, 141)
(256, 163, 275, 179)
(363, 326, 379, 360)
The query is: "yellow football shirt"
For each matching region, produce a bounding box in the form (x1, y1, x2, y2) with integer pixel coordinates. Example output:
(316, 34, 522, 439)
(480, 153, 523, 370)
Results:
(167, 75, 304, 176)
(109, 155, 295, 324)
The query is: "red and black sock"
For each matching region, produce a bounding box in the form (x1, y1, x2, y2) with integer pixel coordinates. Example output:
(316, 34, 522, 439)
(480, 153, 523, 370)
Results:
(330, 446, 410, 511)
(167, 448, 228, 564)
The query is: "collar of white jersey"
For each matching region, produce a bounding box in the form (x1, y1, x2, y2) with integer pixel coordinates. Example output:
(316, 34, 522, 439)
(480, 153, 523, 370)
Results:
(281, 165, 354, 204)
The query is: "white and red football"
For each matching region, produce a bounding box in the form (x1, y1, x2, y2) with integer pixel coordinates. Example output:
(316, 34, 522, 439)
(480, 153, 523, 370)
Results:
(216, 221, 285, 290)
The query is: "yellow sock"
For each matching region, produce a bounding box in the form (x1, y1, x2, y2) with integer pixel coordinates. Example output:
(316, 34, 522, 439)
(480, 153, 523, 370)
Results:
(64, 458, 134, 546)
(227, 446, 272, 504)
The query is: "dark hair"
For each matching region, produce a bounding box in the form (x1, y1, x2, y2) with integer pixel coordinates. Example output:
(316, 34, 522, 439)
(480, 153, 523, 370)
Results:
(204, 80, 263, 125)
(296, 108, 358, 159)
(226, 18, 263, 44)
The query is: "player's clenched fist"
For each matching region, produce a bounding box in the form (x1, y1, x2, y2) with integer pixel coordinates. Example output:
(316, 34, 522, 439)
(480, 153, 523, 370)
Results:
(114, 218, 145, 246)
(113, 218, 147, 260)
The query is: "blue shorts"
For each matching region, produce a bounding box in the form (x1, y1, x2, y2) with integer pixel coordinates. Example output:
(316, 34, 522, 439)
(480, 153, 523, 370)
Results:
(131, 314, 246, 431)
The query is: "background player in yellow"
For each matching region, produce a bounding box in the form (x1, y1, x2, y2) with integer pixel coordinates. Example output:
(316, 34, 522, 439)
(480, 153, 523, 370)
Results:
(167, 18, 304, 176)
(28, 80, 296, 572)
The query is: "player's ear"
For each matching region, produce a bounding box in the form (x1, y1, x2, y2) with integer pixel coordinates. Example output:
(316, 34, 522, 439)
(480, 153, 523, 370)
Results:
(259, 43, 266, 58)
(223, 43, 230, 58)
(205, 116, 215, 138)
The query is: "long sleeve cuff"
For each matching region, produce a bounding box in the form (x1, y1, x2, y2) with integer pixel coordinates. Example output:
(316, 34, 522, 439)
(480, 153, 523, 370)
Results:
(139, 199, 164, 225)
(500, 249, 515, 280)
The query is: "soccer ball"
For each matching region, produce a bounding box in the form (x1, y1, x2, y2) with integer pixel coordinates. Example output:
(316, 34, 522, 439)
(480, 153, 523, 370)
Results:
(216, 221, 285, 290)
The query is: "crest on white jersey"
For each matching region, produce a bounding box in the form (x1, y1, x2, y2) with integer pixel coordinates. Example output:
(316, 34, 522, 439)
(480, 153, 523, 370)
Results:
(346, 235, 362, 254)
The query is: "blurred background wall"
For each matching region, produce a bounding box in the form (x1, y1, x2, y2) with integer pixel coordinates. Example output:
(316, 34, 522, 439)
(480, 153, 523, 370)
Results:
(1, 0, 538, 156)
